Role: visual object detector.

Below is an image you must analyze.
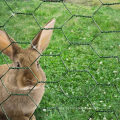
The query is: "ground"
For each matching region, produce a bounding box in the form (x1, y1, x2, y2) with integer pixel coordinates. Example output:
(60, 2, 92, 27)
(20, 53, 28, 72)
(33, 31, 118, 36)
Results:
(0, 0, 120, 120)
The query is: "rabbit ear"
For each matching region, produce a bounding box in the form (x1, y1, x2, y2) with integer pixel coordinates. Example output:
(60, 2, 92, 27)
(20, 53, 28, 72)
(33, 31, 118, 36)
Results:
(32, 19, 56, 53)
(0, 30, 20, 59)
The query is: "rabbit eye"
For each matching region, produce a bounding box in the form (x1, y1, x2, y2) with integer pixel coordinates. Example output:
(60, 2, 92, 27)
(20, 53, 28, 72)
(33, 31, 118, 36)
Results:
(17, 62, 20, 68)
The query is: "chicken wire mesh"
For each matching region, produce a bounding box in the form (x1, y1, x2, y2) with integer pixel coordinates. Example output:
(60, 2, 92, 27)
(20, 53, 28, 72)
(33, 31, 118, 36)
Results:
(0, 0, 120, 120)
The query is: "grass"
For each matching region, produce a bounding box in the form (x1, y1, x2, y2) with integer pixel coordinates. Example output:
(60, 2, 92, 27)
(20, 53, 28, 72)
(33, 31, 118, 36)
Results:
(66, 0, 120, 5)
(0, 0, 120, 120)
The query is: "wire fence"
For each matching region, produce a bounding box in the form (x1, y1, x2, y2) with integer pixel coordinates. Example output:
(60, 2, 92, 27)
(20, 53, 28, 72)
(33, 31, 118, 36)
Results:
(0, 0, 120, 120)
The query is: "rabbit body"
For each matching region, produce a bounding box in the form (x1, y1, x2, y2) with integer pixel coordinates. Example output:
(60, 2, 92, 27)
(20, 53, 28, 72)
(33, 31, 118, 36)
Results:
(0, 19, 56, 120)
(0, 64, 45, 119)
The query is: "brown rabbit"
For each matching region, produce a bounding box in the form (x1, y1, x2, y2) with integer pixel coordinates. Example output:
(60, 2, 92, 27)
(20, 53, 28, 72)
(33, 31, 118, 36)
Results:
(0, 19, 56, 120)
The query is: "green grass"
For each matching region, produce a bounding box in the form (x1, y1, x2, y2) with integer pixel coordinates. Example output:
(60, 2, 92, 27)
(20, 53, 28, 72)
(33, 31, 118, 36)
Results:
(0, 0, 120, 120)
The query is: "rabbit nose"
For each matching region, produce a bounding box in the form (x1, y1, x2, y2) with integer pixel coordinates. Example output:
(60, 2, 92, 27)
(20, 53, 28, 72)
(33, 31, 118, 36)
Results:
(25, 71, 34, 79)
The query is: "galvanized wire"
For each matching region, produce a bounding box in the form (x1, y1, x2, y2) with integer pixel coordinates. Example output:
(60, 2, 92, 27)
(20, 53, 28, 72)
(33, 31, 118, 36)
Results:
(0, 0, 120, 120)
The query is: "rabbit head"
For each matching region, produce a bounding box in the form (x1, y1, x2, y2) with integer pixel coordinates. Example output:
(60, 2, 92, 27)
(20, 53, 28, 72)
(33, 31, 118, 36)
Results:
(0, 19, 56, 91)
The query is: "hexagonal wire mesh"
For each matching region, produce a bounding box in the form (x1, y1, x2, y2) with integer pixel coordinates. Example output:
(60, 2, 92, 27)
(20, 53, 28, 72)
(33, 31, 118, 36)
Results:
(0, 0, 120, 120)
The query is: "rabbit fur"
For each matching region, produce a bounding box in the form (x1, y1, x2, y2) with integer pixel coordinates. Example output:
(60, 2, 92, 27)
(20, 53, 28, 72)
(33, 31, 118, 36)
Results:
(0, 19, 56, 120)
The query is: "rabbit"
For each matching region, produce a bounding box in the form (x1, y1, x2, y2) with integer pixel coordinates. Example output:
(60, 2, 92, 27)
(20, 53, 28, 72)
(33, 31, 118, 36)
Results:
(0, 18, 56, 120)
